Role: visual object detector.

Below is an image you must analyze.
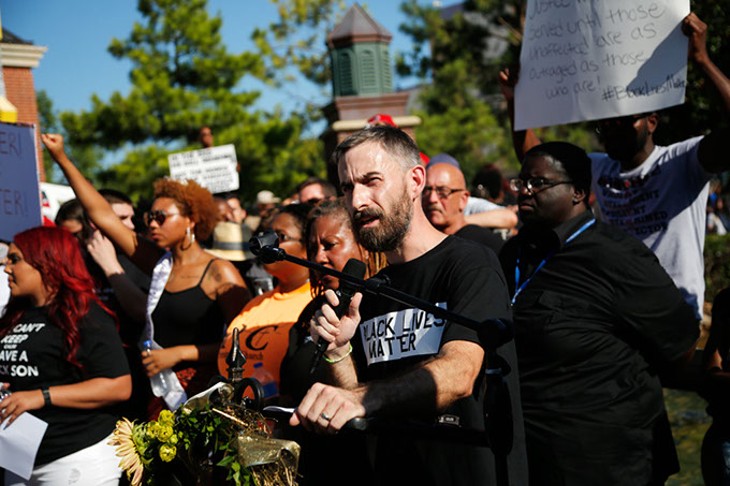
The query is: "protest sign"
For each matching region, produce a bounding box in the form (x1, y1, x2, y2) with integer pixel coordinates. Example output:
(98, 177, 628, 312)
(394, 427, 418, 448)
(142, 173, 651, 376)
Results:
(515, 0, 690, 130)
(0, 122, 42, 241)
(168, 144, 239, 194)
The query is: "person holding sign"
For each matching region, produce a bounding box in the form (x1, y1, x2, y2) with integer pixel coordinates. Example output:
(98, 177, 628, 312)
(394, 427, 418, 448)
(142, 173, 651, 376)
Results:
(501, 12, 730, 322)
(42, 134, 250, 419)
(500, 142, 699, 486)
(1, 227, 131, 485)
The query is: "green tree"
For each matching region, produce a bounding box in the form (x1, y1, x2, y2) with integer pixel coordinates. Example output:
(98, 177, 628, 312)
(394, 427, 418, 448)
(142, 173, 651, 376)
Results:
(657, 3, 730, 146)
(37, 90, 104, 185)
(57, 0, 325, 203)
(398, 0, 532, 180)
(399, 1, 730, 182)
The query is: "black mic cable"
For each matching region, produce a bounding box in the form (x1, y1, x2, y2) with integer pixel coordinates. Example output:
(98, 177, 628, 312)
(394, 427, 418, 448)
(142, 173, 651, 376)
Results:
(310, 258, 366, 374)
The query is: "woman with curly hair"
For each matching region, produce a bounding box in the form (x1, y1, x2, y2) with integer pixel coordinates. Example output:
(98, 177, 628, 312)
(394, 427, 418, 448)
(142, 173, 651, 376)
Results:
(0, 227, 131, 485)
(42, 134, 249, 418)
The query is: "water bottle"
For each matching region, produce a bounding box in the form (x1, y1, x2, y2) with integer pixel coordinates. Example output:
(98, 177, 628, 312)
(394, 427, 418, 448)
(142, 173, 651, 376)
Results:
(251, 362, 278, 399)
(142, 340, 170, 397)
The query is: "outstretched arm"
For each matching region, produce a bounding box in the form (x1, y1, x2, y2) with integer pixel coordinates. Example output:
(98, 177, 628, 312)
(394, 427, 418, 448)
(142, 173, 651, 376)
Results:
(42, 134, 161, 272)
(499, 67, 542, 161)
(465, 207, 518, 230)
(682, 13, 730, 172)
(0, 375, 132, 427)
(290, 339, 483, 434)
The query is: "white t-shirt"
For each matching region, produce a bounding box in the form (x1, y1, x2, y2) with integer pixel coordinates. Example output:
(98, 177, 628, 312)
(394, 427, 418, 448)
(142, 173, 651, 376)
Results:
(591, 136, 710, 319)
(464, 196, 502, 216)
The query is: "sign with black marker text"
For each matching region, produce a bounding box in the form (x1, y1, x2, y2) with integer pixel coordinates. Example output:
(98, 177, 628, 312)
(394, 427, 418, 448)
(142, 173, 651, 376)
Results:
(515, 0, 690, 130)
(0, 122, 42, 241)
(168, 144, 239, 194)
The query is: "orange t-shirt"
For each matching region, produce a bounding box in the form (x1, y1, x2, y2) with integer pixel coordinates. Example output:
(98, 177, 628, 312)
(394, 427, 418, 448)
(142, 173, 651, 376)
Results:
(217, 281, 312, 391)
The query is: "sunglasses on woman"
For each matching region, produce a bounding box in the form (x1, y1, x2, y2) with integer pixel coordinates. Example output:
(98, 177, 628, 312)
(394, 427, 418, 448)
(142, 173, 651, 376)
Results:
(144, 210, 182, 226)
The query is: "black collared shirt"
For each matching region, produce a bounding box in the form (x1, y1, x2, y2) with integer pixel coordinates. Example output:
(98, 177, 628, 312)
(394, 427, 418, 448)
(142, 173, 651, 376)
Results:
(499, 210, 698, 485)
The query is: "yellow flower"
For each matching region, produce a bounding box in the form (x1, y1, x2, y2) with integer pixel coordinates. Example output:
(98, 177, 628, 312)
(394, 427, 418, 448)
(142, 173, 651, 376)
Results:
(158, 409, 175, 425)
(146, 421, 160, 440)
(159, 443, 177, 462)
(109, 418, 145, 486)
(157, 424, 174, 442)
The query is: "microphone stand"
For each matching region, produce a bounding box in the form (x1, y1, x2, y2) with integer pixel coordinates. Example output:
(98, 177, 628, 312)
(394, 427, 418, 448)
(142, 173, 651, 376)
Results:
(250, 231, 513, 347)
(250, 231, 516, 480)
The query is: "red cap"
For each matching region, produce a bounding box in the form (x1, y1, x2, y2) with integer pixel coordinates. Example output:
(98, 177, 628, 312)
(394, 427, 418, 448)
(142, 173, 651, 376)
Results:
(366, 113, 397, 128)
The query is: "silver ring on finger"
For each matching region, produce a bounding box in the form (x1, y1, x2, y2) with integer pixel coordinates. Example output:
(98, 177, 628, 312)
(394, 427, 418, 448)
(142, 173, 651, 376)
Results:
(320, 412, 332, 421)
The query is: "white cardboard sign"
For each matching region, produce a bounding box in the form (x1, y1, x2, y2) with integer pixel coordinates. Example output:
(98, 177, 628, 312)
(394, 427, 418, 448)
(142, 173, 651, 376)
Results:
(515, 0, 690, 130)
(0, 122, 42, 241)
(168, 144, 239, 194)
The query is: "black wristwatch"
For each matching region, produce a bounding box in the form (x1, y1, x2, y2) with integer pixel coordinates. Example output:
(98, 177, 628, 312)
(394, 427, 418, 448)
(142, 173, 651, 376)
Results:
(41, 386, 52, 407)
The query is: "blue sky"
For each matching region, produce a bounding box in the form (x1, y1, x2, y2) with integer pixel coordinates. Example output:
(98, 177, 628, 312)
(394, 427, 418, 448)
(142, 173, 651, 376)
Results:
(1, 1, 430, 117)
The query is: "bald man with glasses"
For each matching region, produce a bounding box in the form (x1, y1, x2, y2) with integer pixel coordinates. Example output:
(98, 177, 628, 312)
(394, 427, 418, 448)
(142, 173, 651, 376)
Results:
(423, 156, 505, 254)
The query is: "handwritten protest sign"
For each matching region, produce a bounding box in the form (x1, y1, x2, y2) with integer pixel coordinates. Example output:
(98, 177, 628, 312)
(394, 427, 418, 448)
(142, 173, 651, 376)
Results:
(515, 0, 690, 130)
(168, 144, 239, 194)
(0, 122, 42, 241)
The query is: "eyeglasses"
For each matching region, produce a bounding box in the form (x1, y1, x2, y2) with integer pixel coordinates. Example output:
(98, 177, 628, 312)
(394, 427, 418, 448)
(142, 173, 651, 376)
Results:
(422, 186, 466, 199)
(509, 178, 573, 194)
(144, 210, 182, 226)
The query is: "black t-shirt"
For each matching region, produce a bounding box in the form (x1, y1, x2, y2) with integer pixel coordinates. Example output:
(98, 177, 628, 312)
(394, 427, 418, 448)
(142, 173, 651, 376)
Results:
(354, 236, 527, 486)
(500, 211, 699, 485)
(454, 224, 504, 255)
(86, 250, 150, 347)
(0, 303, 130, 465)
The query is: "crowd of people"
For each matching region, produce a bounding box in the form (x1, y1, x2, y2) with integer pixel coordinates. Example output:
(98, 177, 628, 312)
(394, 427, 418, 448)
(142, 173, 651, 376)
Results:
(1, 9, 730, 486)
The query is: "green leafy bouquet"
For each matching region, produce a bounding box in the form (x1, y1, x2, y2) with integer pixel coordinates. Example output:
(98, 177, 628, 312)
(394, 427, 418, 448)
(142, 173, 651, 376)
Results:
(109, 383, 299, 485)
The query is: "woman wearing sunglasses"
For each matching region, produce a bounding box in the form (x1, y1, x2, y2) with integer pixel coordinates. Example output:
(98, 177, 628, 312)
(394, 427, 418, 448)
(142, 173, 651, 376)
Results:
(217, 203, 313, 402)
(1, 227, 131, 485)
(42, 134, 249, 419)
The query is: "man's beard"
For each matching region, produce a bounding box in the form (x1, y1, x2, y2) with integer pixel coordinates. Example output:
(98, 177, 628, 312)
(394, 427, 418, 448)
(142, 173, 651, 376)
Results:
(354, 191, 413, 252)
(603, 123, 648, 163)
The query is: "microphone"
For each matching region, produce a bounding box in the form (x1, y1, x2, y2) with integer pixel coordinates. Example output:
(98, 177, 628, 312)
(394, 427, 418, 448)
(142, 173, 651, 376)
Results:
(249, 230, 286, 263)
(310, 258, 367, 374)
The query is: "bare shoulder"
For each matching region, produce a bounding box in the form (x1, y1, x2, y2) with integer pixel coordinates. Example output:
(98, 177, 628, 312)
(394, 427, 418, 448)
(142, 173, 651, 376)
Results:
(206, 257, 245, 287)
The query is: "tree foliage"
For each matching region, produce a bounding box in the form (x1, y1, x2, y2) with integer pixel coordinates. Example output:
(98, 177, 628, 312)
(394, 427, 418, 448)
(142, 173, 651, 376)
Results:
(398, 0, 531, 181)
(56, 0, 325, 203)
(37, 90, 104, 185)
(657, 2, 730, 145)
(399, 0, 730, 183)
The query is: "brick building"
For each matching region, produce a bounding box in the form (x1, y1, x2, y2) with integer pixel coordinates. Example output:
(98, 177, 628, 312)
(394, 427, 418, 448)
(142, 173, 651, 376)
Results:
(1, 27, 47, 179)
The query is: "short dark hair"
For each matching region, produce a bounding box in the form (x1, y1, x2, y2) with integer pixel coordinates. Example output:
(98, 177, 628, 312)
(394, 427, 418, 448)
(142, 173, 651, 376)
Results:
(524, 142, 592, 199)
(296, 177, 337, 198)
(54, 198, 94, 240)
(330, 126, 421, 172)
(99, 188, 133, 207)
(472, 164, 504, 200)
(271, 202, 314, 236)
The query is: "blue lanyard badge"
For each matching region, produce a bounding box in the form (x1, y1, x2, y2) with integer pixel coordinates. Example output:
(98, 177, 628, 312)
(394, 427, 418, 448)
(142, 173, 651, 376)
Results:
(512, 219, 595, 304)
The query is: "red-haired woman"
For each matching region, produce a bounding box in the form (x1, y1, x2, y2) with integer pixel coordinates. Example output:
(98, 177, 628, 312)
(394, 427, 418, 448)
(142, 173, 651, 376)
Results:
(43, 134, 249, 418)
(0, 227, 131, 485)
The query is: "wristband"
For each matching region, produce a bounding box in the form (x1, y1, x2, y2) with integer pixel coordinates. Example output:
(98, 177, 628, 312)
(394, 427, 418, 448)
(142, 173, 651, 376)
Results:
(41, 386, 52, 407)
(323, 343, 353, 364)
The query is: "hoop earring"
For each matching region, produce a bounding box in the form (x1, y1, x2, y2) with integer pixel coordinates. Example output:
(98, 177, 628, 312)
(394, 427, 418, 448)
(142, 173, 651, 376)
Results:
(186, 227, 196, 245)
